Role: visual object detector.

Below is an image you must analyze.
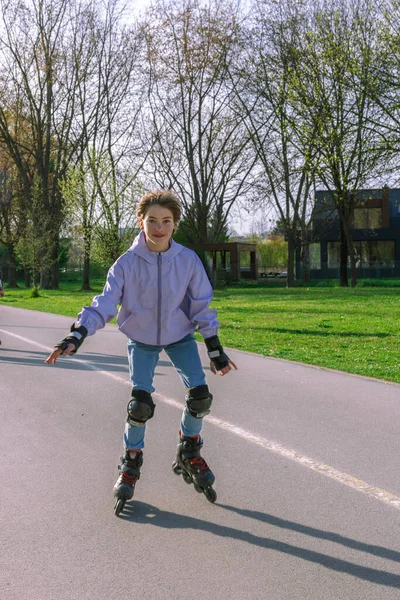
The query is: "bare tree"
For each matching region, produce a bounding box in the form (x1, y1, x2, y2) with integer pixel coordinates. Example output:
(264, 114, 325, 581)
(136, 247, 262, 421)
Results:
(61, 2, 145, 286)
(141, 0, 256, 244)
(234, 0, 320, 286)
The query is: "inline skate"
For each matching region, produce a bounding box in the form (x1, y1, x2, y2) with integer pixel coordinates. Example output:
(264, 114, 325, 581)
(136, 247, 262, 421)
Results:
(113, 450, 143, 516)
(172, 433, 217, 503)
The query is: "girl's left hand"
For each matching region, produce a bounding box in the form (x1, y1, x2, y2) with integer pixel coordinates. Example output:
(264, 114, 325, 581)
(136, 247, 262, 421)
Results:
(210, 359, 238, 376)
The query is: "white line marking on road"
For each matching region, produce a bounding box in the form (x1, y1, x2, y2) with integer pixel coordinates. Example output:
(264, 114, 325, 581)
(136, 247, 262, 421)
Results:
(2, 327, 400, 511)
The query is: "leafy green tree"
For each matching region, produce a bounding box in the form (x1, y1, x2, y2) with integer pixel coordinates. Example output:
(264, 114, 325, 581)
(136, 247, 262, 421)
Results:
(290, 0, 385, 287)
(0, 0, 87, 287)
(0, 0, 141, 288)
(367, 0, 400, 179)
(0, 165, 27, 287)
(258, 237, 288, 271)
(61, 162, 99, 290)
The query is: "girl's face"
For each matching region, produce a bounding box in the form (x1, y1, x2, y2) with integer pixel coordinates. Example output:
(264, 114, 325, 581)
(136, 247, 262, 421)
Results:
(140, 204, 176, 252)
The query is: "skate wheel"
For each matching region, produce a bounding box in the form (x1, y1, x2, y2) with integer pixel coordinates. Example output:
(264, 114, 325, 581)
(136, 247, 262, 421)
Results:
(114, 497, 125, 517)
(182, 472, 192, 484)
(172, 462, 183, 475)
(204, 487, 217, 503)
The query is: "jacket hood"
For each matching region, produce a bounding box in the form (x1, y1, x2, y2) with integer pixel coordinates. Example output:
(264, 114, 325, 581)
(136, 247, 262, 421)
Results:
(129, 231, 184, 264)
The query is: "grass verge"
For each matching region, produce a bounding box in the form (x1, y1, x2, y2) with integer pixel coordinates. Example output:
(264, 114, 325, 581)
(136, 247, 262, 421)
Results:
(1, 279, 399, 383)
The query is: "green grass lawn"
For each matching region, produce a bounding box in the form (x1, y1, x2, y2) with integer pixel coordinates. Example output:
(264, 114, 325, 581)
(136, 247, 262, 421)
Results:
(1, 279, 399, 383)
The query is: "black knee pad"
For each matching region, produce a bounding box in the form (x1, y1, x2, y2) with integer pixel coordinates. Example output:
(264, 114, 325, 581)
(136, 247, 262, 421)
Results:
(127, 389, 156, 427)
(185, 385, 213, 419)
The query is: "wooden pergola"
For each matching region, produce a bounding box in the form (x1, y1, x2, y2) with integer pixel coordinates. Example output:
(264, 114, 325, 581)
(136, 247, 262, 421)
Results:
(186, 242, 258, 282)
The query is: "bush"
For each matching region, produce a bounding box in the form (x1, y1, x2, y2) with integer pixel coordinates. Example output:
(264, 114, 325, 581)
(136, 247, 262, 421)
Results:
(30, 286, 41, 298)
(356, 278, 400, 287)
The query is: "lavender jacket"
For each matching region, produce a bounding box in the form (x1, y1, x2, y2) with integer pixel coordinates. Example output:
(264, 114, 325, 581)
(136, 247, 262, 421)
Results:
(76, 232, 219, 346)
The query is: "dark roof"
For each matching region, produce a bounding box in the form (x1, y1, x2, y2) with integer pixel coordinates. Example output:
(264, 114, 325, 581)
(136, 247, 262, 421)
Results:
(185, 242, 257, 252)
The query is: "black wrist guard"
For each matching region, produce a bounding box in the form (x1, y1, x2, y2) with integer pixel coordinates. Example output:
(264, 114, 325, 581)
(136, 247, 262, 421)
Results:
(55, 323, 88, 355)
(205, 335, 229, 371)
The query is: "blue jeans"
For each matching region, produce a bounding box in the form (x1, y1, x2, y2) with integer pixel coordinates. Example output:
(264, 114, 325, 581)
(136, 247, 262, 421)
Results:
(124, 334, 207, 450)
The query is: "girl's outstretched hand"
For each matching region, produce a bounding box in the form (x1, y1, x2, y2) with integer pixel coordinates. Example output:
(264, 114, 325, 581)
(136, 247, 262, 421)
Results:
(45, 343, 75, 365)
(210, 358, 238, 376)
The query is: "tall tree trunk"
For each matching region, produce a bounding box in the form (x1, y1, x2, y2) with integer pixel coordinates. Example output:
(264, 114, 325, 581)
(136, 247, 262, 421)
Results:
(39, 224, 52, 288)
(339, 218, 349, 287)
(301, 243, 311, 284)
(81, 234, 92, 290)
(342, 216, 357, 288)
(349, 248, 357, 288)
(51, 236, 59, 289)
(40, 269, 51, 288)
(33, 270, 39, 288)
(286, 231, 296, 287)
(51, 260, 59, 289)
(40, 228, 60, 289)
(24, 268, 31, 288)
(81, 257, 91, 290)
(7, 246, 18, 287)
(198, 211, 208, 244)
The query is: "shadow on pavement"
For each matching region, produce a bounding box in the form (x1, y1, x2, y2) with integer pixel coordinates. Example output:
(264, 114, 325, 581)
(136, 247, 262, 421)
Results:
(117, 501, 400, 588)
(0, 350, 170, 373)
(0, 324, 121, 332)
(217, 503, 400, 563)
(0, 348, 211, 372)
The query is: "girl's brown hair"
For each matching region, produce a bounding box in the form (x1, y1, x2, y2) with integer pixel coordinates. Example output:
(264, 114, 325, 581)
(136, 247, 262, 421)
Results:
(136, 190, 182, 223)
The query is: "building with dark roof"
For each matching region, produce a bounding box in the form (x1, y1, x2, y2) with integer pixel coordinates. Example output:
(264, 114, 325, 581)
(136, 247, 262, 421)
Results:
(297, 187, 400, 279)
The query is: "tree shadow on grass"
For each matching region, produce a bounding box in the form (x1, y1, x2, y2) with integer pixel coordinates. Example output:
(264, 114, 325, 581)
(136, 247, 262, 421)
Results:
(223, 325, 392, 338)
(118, 501, 400, 588)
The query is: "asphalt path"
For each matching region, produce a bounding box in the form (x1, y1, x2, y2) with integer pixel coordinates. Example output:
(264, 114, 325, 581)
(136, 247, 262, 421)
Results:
(0, 305, 399, 600)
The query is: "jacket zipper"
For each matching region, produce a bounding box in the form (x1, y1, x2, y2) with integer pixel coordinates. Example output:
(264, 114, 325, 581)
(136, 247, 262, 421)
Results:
(157, 252, 162, 345)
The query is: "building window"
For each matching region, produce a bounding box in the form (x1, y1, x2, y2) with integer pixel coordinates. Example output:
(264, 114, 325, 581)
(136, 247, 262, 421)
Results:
(353, 207, 382, 229)
(328, 240, 394, 268)
(353, 240, 395, 267)
(328, 241, 341, 268)
(309, 243, 321, 269)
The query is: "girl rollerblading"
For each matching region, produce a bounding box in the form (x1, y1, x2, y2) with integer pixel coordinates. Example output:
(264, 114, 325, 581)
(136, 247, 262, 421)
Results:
(45, 190, 237, 516)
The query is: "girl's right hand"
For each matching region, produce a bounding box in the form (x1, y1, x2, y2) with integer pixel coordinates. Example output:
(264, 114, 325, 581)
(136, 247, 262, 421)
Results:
(45, 343, 75, 365)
